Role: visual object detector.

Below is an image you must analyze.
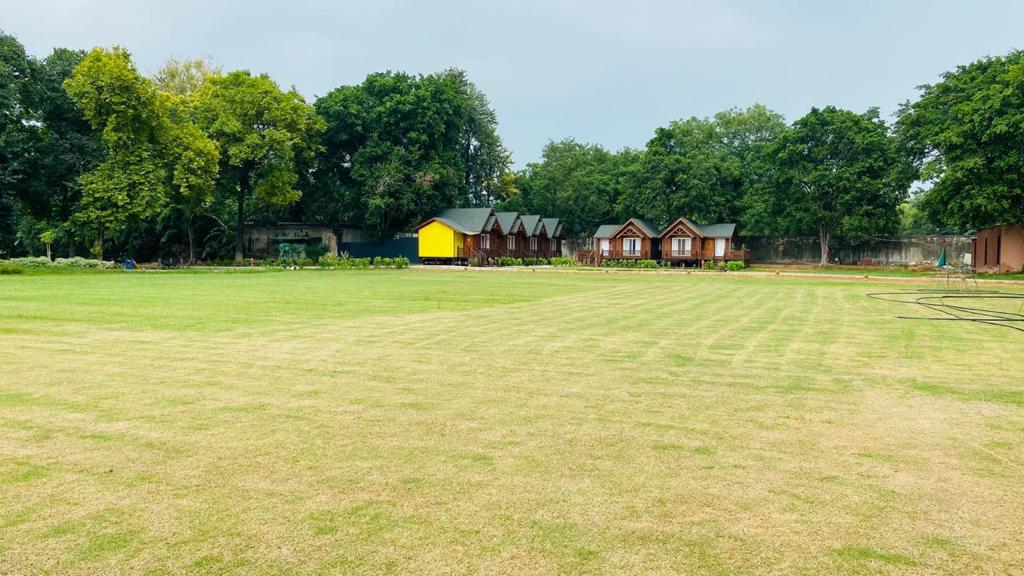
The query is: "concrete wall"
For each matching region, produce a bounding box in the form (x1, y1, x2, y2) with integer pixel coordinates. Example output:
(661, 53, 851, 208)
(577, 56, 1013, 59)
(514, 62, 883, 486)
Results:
(734, 235, 972, 265)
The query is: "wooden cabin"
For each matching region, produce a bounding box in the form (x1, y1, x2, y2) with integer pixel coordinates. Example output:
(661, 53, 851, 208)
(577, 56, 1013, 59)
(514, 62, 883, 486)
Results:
(659, 218, 748, 266)
(603, 218, 661, 262)
(520, 215, 548, 258)
(495, 212, 527, 258)
(415, 208, 501, 263)
(592, 224, 621, 265)
(543, 218, 565, 257)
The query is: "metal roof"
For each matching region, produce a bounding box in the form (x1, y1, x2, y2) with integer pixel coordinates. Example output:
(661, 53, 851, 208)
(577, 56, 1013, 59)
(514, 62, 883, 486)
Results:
(520, 215, 544, 237)
(542, 218, 563, 238)
(593, 224, 622, 238)
(495, 212, 521, 234)
(414, 208, 495, 234)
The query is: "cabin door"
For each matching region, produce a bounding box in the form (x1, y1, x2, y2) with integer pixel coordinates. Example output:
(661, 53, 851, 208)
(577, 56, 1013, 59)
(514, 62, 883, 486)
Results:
(714, 238, 726, 258)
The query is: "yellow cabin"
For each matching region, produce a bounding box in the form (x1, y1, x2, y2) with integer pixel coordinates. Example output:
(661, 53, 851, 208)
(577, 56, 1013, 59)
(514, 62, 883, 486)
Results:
(418, 220, 465, 259)
(414, 208, 499, 264)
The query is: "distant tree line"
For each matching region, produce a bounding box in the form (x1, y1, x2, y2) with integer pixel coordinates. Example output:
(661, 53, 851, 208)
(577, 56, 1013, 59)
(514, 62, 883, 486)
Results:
(1, 30, 1022, 265)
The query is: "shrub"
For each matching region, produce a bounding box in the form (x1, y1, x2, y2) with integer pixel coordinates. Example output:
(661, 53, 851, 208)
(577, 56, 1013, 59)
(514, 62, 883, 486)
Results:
(319, 253, 342, 268)
(9, 256, 52, 267)
(550, 256, 575, 267)
(702, 260, 715, 270)
(0, 263, 24, 275)
(726, 260, 746, 271)
(394, 256, 410, 269)
(498, 256, 524, 267)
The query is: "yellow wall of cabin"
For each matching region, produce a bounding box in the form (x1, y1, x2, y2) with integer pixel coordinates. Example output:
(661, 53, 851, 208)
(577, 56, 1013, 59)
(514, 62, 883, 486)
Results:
(418, 221, 463, 258)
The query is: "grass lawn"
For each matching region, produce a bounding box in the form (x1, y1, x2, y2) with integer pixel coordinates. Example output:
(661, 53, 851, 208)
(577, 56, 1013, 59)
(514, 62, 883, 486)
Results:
(1, 268, 1022, 575)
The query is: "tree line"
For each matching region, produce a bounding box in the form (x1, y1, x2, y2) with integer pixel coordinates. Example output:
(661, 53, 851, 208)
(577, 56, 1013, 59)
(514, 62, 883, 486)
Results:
(2, 31, 1022, 265)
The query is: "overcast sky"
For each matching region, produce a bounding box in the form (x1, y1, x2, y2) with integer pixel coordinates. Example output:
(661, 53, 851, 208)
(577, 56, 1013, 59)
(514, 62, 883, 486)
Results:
(5, 0, 1022, 166)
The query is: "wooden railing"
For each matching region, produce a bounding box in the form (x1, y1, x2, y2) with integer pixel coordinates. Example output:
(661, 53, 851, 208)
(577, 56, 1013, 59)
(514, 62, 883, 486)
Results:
(601, 248, 650, 259)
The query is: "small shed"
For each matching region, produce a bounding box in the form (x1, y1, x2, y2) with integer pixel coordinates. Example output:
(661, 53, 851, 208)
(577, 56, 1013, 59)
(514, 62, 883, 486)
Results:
(973, 225, 1024, 273)
(245, 223, 338, 259)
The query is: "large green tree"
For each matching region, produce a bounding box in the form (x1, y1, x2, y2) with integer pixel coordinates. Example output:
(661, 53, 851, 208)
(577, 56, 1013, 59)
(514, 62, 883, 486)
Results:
(195, 71, 323, 261)
(616, 117, 725, 227)
(0, 32, 36, 256)
(502, 139, 636, 236)
(18, 47, 104, 256)
(66, 47, 220, 261)
(770, 106, 912, 265)
(614, 105, 788, 233)
(715, 105, 789, 234)
(311, 70, 509, 239)
(896, 50, 1024, 231)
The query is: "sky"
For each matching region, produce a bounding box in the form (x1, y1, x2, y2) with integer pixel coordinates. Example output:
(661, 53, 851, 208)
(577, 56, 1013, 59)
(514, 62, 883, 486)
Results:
(4, 0, 1023, 167)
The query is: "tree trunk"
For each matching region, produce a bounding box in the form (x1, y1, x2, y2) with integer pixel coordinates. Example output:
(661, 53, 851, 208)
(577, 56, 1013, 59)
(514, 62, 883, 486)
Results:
(234, 178, 248, 263)
(68, 235, 76, 258)
(818, 227, 830, 266)
(96, 223, 105, 262)
(45, 243, 51, 261)
(187, 214, 196, 265)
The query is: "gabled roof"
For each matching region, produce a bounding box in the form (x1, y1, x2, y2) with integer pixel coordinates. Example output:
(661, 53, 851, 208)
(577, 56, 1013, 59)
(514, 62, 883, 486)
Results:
(414, 208, 495, 234)
(660, 217, 703, 238)
(613, 217, 661, 239)
(520, 215, 545, 237)
(543, 218, 563, 238)
(593, 224, 622, 239)
(695, 223, 736, 238)
(495, 212, 523, 235)
(659, 218, 737, 239)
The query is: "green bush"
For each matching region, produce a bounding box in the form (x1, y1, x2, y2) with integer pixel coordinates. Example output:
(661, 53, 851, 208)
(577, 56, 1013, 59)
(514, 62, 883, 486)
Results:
(0, 263, 25, 275)
(318, 253, 342, 268)
(54, 257, 116, 269)
(498, 256, 524, 267)
(549, 256, 575, 267)
(702, 260, 715, 270)
(9, 256, 52, 267)
(726, 260, 745, 271)
(394, 256, 410, 269)
(600, 259, 659, 269)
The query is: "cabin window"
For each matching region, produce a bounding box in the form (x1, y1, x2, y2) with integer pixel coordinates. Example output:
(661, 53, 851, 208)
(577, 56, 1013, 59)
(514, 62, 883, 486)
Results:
(507, 235, 516, 250)
(623, 237, 641, 256)
(550, 239, 557, 252)
(600, 238, 609, 255)
(529, 237, 537, 251)
(480, 234, 490, 250)
(671, 237, 692, 256)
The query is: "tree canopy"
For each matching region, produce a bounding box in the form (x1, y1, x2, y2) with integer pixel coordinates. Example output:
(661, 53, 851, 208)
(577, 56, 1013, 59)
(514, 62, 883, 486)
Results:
(0, 30, 1019, 266)
(310, 70, 509, 239)
(194, 70, 323, 260)
(897, 50, 1024, 231)
(767, 106, 912, 264)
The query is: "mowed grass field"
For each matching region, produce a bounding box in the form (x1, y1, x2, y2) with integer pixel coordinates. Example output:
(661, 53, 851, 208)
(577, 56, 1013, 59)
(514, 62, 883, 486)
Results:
(1, 269, 1022, 575)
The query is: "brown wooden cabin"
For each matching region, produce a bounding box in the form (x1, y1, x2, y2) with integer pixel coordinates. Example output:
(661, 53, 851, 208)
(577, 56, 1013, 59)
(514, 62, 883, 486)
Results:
(600, 218, 662, 262)
(495, 212, 527, 258)
(659, 218, 749, 266)
(520, 215, 548, 258)
(543, 218, 565, 257)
